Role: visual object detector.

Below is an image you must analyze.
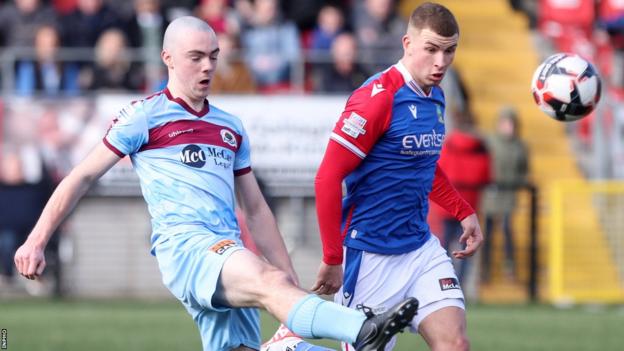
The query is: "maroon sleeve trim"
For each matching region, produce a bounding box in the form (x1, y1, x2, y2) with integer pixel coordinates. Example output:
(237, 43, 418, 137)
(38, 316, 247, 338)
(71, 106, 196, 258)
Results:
(102, 138, 126, 158)
(234, 166, 252, 176)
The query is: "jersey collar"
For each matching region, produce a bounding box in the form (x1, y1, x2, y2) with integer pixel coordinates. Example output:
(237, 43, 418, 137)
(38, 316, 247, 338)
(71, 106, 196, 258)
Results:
(163, 87, 210, 117)
(395, 61, 431, 98)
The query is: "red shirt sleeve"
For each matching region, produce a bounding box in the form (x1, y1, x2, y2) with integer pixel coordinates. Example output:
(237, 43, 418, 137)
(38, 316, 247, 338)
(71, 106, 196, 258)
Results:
(429, 164, 475, 221)
(315, 140, 363, 264)
(315, 79, 395, 264)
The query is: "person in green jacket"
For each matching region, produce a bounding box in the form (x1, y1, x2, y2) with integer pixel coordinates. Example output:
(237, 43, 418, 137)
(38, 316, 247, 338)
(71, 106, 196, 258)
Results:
(481, 106, 530, 282)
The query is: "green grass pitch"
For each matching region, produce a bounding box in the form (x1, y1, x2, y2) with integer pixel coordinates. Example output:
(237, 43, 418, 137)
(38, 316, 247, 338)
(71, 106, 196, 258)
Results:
(0, 299, 623, 350)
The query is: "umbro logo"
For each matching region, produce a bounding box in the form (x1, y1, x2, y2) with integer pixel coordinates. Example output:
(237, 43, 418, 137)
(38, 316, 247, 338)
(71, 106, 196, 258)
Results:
(371, 83, 385, 97)
(168, 128, 194, 138)
(409, 104, 417, 119)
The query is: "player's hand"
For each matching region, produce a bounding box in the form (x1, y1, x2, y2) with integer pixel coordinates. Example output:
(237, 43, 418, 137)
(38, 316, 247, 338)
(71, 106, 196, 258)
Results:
(14, 239, 46, 280)
(311, 262, 343, 295)
(453, 213, 483, 259)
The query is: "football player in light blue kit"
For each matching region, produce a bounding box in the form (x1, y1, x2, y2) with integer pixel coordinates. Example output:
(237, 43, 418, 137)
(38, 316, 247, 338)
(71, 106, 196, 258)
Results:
(14, 16, 418, 351)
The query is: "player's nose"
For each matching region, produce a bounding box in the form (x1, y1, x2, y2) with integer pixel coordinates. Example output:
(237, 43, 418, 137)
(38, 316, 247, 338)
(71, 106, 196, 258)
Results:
(433, 52, 448, 68)
(202, 58, 216, 72)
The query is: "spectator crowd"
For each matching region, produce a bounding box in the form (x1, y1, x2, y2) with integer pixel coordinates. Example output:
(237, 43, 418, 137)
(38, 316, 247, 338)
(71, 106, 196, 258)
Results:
(0, 0, 412, 95)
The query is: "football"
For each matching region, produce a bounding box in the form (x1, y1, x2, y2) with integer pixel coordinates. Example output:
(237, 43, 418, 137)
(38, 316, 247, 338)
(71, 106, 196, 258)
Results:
(531, 53, 602, 122)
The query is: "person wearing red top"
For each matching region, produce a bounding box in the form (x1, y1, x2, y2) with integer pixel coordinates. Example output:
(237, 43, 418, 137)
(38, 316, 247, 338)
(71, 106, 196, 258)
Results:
(431, 109, 491, 283)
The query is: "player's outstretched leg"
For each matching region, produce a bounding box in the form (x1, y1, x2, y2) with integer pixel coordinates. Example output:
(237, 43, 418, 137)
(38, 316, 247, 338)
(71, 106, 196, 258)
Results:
(353, 297, 419, 351)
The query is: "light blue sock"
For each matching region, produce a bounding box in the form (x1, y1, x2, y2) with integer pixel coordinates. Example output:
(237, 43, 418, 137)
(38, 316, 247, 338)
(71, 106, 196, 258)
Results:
(286, 294, 366, 344)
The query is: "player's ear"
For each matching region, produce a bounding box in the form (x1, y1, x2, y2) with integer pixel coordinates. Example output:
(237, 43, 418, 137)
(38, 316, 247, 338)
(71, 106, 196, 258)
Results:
(402, 34, 411, 54)
(161, 49, 173, 69)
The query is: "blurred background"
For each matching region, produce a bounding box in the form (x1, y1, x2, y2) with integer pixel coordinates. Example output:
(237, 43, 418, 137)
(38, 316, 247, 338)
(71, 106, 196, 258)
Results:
(0, 0, 623, 350)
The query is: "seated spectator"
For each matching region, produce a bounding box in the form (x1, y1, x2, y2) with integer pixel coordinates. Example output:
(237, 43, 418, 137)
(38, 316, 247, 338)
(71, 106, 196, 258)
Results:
(125, 0, 167, 49)
(15, 25, 80, 96)
(211, 33, 256, 94)
(81, 29, 144, 91)
(241, 0, 301, 89)
(233, 0, 254, 27)
(61, 0, 124, 48)
(52, 0, 78, 15)
(195, 0, 241, 35)
(352, 0, 405, 73)
(160, 0, 195, 22)
(124, 0, 168, 91)
(0, 0, 58, 48)
(309, 4, 345, 51)
(314, 32, 368, 93)
(280, 0, 325, 33)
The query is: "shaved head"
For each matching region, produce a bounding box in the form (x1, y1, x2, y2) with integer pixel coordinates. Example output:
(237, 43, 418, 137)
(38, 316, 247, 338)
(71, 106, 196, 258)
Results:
(160, 16, 219, 110)
(163, 16, 216, 51)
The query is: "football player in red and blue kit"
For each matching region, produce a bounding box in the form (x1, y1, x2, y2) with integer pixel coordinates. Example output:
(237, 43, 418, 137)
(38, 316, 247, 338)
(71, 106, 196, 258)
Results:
(312, 3, 483, 351)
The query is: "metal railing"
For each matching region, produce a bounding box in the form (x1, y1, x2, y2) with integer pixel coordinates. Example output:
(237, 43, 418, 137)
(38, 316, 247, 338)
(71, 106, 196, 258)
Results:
(0, 47, 400, 95)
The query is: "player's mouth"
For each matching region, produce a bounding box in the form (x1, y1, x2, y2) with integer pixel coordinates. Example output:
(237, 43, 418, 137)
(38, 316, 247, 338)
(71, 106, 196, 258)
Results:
(431, 73, 444, 82)
(198, 79, 211, 88)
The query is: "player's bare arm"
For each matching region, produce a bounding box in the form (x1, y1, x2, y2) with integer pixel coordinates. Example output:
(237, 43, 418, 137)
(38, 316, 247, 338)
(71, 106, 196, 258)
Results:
(235, 171, 299, 286)
(14, 143, 121, 280)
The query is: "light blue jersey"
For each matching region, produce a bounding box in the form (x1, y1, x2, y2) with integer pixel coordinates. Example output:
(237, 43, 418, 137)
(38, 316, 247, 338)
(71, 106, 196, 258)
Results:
(104, 88, 251, 251)
(103, 88, 260, 351)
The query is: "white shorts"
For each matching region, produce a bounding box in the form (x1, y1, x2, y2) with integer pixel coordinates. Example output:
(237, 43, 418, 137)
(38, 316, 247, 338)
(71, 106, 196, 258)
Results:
(336, 235, 465, 350)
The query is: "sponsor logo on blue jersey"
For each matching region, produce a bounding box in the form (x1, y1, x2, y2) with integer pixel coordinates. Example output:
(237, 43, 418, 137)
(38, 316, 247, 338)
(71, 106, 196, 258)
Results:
(400, 129, 445, 156)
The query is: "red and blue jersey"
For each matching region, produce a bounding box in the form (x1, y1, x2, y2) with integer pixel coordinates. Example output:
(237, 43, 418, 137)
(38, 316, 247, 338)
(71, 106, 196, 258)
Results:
(327, 62, 448, 255)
